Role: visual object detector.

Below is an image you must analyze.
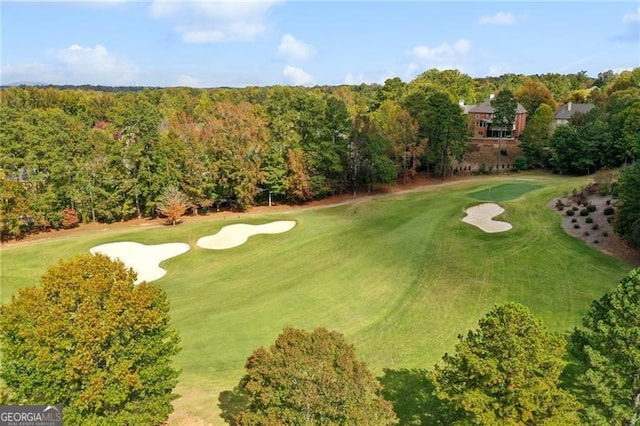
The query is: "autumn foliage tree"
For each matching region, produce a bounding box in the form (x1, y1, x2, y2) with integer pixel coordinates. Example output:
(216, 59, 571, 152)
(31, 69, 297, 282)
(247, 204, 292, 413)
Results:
(228, 327, 397, 425)
(157, 184, 190, 225)
(0, 254, 181, 425)
(433, 303, 581, 425)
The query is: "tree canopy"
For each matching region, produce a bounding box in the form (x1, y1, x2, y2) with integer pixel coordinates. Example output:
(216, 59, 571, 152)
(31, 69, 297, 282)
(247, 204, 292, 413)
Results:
(229, 327, 397, 425)
(0, 254, 181, 425)
(433, 303, 580, 425)
(575, 268, 640, 425)
(614, 163, 640, 247)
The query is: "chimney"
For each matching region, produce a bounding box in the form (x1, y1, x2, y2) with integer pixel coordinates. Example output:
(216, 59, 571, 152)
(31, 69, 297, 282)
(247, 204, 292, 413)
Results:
(489, 93, 495, 100)
(568, 101, 572, 111)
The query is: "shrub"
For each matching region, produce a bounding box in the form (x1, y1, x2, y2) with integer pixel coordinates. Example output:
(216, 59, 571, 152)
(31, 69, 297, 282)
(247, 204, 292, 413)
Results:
(580, 209, 589, 217)
(513, 156, 530, 172)
(587, 204, 597, 212)
(602, 231, 609, 237)
(555, 199, 565, 210)
(603, 206, 615, 216)
(571, 218, 578, 223)
(592, 224, 600, 230)
(599, 186, 610, 196)
(607, 217, 614, 224)
(606, 199, 611, 206)
(584, 231, 590, 236)
(586, 217, 594, 224)
(566, 209, 575, 216)
(594, 240, 599, 244)
(572, 206, 579, 211)
(574, 224, 581, 229)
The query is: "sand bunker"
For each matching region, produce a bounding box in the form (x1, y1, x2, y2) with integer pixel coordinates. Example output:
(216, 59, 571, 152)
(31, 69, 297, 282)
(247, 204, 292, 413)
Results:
(197, 220, 296, 250)
(90, 242, 190, 284)
(463, 203, 512, 233)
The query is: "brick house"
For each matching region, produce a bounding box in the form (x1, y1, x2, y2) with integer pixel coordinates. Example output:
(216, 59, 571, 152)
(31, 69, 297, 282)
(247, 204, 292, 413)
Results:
(466, 97, 527, 139)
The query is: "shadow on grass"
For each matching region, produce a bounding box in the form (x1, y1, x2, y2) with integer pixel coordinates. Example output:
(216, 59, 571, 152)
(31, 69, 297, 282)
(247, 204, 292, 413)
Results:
(218, 385, 248, 426)
(378, 368, 451, 425)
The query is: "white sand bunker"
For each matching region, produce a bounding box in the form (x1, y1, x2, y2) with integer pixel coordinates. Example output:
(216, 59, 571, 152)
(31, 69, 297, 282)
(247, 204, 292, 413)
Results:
(197, 220, 296, 250)
(463, 203, 513, 233)
(90, 242, 190, 284)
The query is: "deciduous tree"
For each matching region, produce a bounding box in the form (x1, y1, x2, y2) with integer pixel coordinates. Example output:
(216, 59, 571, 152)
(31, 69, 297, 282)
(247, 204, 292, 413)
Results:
(230, 327, 397, 425)
(433, 303, 581, 425)
(491, 90, 517, 171)
(156, 184, 190, 225)
(515, 77, 557, 115)
(0, 254, 181, 424)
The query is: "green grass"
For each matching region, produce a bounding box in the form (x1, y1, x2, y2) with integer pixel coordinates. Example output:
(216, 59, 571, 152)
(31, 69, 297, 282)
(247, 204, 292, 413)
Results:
(0, 173, 634, 424)
(469, 182, 543, 201)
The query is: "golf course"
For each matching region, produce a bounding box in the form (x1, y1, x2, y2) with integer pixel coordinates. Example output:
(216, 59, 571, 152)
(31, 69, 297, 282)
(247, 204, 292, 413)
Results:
(1, 173, 634, 424)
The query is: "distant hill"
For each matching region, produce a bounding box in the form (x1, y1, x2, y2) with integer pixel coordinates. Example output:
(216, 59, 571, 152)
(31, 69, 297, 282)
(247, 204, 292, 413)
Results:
(4, 81, 49, 87)
(0, 83, 155, 92)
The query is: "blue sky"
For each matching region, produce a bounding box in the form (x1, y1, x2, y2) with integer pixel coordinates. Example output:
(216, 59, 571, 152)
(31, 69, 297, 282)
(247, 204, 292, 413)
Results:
(1, 1, 639, 87)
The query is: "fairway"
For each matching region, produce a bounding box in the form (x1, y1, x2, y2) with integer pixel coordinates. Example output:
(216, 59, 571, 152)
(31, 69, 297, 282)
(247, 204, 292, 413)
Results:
(0, 174, 633, 425)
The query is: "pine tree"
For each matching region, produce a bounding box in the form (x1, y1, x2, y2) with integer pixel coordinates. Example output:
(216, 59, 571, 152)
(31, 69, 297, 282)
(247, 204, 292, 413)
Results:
(433, 303, 581, 425)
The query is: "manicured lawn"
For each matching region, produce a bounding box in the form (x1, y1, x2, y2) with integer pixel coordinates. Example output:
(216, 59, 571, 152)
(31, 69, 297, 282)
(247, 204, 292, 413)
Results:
(0, 174, 633, 424)
(468, 181, 543, 201)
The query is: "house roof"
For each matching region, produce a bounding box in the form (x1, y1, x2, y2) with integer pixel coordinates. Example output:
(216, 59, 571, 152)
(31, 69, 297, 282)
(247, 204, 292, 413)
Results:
(468, 100, 527, 114)
(554, 103, 595, 120)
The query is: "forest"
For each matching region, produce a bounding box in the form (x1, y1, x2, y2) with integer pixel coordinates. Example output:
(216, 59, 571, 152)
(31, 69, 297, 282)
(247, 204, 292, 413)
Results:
(1, 68, 639, 240)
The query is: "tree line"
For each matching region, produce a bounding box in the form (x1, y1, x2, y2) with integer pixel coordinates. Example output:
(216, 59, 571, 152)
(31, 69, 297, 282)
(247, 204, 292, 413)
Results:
(1, 254, 638, 425)
(1, 69, 638, 240)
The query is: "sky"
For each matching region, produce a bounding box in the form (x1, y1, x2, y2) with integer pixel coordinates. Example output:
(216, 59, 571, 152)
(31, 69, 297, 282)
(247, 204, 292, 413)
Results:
(1, 1, 639, 88)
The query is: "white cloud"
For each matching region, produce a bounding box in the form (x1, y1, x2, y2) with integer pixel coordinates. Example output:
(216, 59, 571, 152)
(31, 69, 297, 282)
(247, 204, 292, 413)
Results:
(1, 44, 141, 86)
(282, 65, 313, 85)
(343, 72, 367, 85)
(478, 12, 516, 25)
(0, 63, 50, 85)
(176, 26, 226, 44)
(487, 64, 511, 77)
(176, 75, 203, 87)
(278, 33, 315, 61)
(411, 39, 471, 62)
(50, 44, 140, 84)
(150, 0, 281, 43)
(623, 7, 640, 23)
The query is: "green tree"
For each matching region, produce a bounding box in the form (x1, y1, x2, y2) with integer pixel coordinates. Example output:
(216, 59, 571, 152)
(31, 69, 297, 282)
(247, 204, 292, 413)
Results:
(615, 163, 640, 247)
(372, 100, 423, 183)
(349, 114, 396, 193)
(491, 90, 517, 171)
(230, 327, 397, 425)
(433, 303, 581, 425)
(0, 254, 181, 425)
(549, 123, 590, 174)
(404, 90, 466, 178)
(519, 103, 554, 166)
(575, 268, 640, 425)
(410, 69, 478, 105)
